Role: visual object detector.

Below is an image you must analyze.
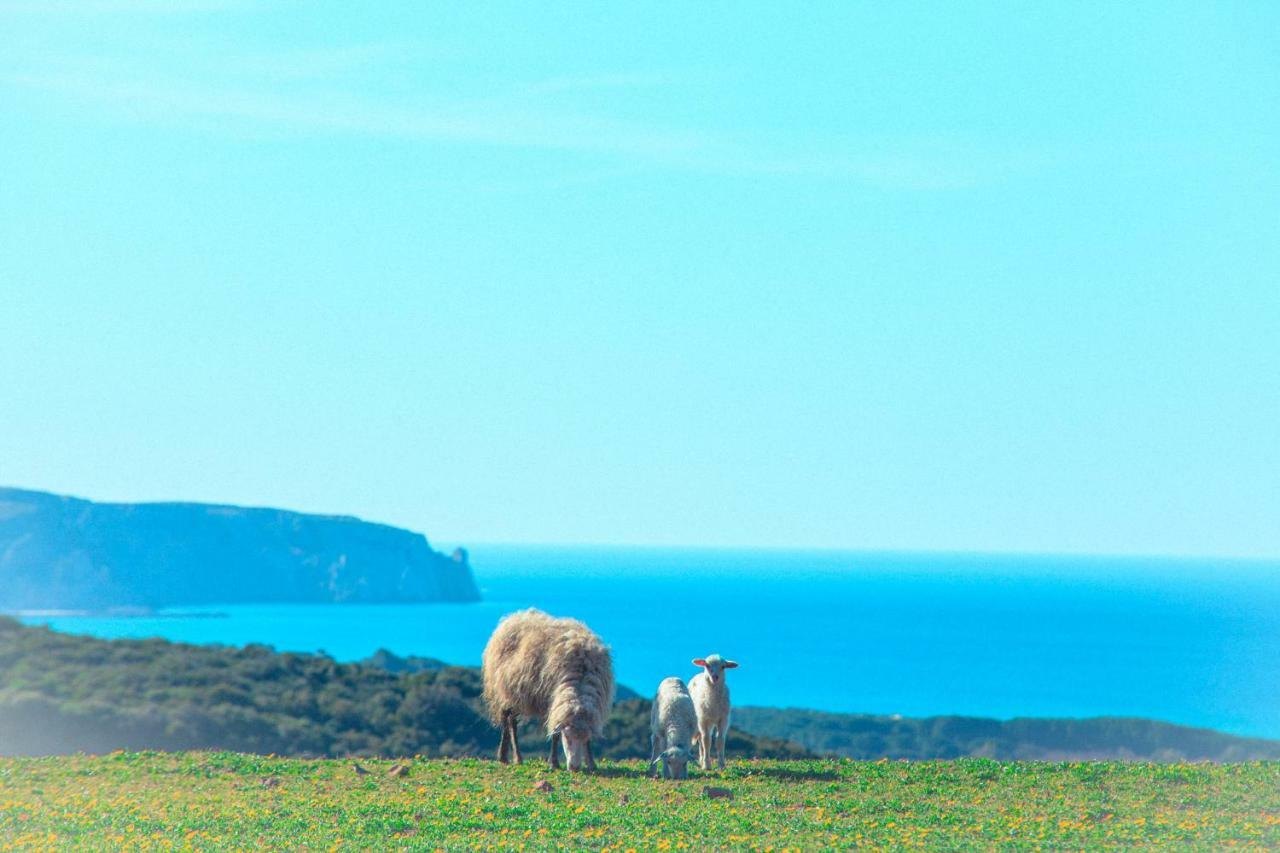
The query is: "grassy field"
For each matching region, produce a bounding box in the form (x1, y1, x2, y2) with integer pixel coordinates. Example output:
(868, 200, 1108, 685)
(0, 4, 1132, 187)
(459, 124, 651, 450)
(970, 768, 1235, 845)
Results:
(1, 753, 1278, 850)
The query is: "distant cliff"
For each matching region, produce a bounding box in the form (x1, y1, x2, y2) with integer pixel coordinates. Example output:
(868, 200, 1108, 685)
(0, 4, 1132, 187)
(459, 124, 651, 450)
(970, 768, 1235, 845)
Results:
(0, 487, 480, 610)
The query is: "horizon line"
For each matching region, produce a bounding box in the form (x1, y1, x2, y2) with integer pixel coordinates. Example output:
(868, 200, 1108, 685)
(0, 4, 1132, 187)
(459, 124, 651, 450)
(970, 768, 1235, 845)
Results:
(453, 539, 1280, 565)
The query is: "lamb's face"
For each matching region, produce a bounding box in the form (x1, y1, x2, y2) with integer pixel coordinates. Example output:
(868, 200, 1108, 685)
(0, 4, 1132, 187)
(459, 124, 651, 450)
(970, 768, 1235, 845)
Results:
(558, 723, 591, 771)
(692, 654, 739, 686)
(663, 747, 690, 780)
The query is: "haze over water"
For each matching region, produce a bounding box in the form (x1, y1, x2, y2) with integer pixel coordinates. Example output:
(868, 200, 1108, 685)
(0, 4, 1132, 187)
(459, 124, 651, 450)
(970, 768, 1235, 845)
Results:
(21, 546, 1280, 740)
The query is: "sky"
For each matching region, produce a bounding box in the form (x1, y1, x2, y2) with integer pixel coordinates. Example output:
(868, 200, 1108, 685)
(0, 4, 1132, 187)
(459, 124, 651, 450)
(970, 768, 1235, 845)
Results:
(1, 1, 1277, 557)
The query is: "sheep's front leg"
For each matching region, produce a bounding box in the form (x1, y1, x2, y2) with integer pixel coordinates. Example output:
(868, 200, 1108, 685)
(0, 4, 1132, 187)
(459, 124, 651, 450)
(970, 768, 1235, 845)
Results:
(716, 717, 729, 769)
(585, 740, 597, 772)
(509, 714, 523, 765)
(548, 731, 562, 769)
(497, 711, 512, 763)
(698, 722, 714, 771)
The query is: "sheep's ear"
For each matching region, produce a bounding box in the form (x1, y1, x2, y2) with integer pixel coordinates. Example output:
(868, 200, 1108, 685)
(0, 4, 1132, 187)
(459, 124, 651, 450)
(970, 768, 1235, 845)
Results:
(723, 660, 739, 669)
(692, 658, 707, 667)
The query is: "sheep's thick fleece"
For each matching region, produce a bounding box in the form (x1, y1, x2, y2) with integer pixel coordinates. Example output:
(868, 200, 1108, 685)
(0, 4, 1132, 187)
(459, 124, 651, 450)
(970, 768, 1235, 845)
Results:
(481, 608, 614, 736)
(650, 677, 697, 751)
(688, 671, 731, 730)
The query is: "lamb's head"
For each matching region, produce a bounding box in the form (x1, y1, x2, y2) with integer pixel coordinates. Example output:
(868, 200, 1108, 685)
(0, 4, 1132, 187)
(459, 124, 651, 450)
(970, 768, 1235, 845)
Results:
(650, 746, 691, 780)
(692, 653, 738, 686)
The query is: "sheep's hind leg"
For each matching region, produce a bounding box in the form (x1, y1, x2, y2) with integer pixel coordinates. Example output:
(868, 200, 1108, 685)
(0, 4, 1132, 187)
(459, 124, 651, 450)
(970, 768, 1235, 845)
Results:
(548, 731, 562, 769)
(716, 718, 728, 769)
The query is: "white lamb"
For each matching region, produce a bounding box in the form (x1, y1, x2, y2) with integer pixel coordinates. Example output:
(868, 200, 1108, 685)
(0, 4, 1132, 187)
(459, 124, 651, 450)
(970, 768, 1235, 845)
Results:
(688, 653, 738, 770)
(649, 677, 697, 779)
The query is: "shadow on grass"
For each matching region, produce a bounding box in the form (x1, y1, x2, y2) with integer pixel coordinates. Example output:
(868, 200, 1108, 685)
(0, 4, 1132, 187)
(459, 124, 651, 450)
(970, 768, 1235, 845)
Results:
(580, 761, 845, 782)
(587, 765, 648, 779)
(733, 767, 840, 782)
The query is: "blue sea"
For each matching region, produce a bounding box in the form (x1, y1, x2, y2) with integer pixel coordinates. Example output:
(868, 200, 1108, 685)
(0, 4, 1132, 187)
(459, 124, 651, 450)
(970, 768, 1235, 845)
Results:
(18, 547, 1280, 739)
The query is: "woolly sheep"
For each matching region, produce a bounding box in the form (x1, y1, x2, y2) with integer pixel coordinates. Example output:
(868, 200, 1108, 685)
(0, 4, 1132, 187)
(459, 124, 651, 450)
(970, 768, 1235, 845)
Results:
(481, 608, 615, 772)
(688, 653, 739, 770)
(648, 677, 697, 779)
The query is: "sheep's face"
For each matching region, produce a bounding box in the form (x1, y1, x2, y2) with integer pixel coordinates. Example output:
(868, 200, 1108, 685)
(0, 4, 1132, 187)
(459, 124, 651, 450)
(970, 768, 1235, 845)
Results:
(692, 654, 739, 686)
(649, 746, 690, 779)
(558, 723, 591, 771)
(662, 747, 690, 780)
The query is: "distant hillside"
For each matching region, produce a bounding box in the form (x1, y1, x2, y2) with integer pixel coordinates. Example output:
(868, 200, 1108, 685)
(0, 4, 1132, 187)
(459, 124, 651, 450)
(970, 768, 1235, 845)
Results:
(0, 619, 806, 760)
(732, 706, 1280, 763)
(0, 487, 479, 610)
(359, 648, 450, 674)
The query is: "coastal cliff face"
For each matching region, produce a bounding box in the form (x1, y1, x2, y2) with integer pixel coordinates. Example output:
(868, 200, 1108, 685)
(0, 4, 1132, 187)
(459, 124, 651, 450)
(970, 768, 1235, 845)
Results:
(0, 487, 480, 610)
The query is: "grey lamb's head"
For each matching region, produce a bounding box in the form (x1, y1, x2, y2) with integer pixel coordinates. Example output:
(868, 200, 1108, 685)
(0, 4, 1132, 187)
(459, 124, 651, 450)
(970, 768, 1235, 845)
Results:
(650, 746, 691, 780)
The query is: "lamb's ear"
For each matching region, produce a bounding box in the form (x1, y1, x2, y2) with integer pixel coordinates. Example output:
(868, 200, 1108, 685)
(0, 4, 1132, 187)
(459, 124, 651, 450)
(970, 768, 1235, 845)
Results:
(723, 660, 739, 669)
(692, 658, 707, 667)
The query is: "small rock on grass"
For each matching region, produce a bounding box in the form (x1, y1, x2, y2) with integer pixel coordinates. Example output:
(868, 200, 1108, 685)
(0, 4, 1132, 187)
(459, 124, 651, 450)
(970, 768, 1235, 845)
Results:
(388, 764, 410, 778)
(532, 780, 554, 792)
(352, 763, 371, 776)
(260, 777, 281, 788)
(702, 786, 733, 800)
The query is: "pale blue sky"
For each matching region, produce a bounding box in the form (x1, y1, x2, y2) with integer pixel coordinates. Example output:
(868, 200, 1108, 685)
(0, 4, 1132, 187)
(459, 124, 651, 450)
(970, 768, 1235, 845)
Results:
(2, 1, 1277, 556)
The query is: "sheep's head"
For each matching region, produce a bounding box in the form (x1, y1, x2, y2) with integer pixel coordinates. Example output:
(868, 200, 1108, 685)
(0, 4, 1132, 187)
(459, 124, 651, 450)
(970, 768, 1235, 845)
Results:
(553, 721, 592, 771)
(692, 653, 739, 685)
(650, 746, 691, 780)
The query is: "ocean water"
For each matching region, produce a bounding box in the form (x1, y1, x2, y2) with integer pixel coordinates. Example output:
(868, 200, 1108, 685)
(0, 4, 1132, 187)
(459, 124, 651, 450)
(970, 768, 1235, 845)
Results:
(18, 547, 1280, 739)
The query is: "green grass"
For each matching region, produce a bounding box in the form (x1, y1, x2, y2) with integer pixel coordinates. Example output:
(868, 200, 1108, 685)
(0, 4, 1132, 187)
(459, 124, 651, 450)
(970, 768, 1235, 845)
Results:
(1, 753, 1278, 850)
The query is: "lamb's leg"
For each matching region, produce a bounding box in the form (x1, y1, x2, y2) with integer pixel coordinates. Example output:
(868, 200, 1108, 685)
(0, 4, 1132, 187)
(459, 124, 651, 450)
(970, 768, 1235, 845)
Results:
(699, 723, 714, 771)
(548, 731, 561, 769)
(497, 711, 512, 763)
(509, 715, 523, 765)
(716, 717, 728, 769)
(585, 740, 597, 772)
